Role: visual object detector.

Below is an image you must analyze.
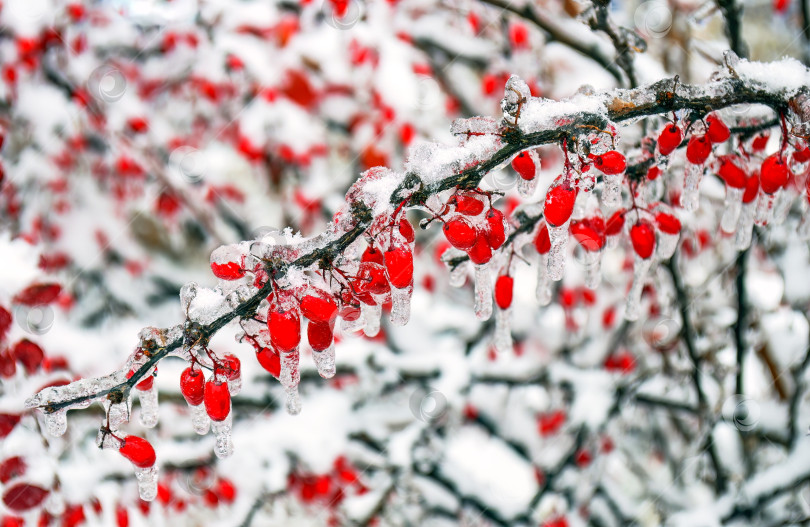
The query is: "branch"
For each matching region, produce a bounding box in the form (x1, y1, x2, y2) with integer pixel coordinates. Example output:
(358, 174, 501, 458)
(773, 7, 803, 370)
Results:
(715, 0, 748, 59)
(25, 59, 810, 442)
(585, 0, 644, 87)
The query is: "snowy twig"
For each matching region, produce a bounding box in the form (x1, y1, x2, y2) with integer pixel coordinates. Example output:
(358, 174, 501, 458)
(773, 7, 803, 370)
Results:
(734, 248, 749, 396)
(584, 0, 643, 87)
(478, 0, 626, 85)
(715, 0, 748, 59)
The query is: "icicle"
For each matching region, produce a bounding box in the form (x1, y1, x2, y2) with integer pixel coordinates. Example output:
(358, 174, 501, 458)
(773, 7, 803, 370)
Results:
(602, 173, 622, 208)
(45, 409, 67, 437)
(625, 256, 652, 321)
(449, 263, 467, 287)
(656, 233, 679, 260)
(735, 202, 756, 250)
(536, 254, 552, 305)
(547, 220, 570, 281)
(581, 249, 602, 289)
(189, 403, 210, 435)
(493, 306, 512, 353)
(313, 344, 336, 379)
(771, 188, 794, 225)
(755, 191, 776, 226)
(681, 163, 703, 211)
(517, 175, 539, 198)
(720, 187, 744, 233)
(473, 264, 493, 320)
(280, 348, 301, 415)
(361, 302, 382, 337)
(134, 465, 158, 501)
(341, 312, 364, 333)
(390, 285, 413, 326)
(212, 414, 233, 459)
(137, 384, 158, 428)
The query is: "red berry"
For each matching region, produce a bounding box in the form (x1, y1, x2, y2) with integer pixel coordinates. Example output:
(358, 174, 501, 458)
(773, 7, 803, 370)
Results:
(300, 292, 338, 323)
(268, 306, 301, 353)
(481, 73, 498, 95)
(593, 151, 626, 175)
(127, 368, 154, 391)
(0, 352, 15, 378)
(605, 351, 636, 373)
(630, 222, 655, 259)
(11, 339, 43, 374)
(307, 320, 334, 352)
(537, 410, 565, 436)
(0, 457, 26, 483)
(116, 505, 129, 527)
(210, 262, 244, 281)
(256, 347, 281, 377)
(706, 114, 730, 143)
(361, 246, 385, 265)
(398, 217, 415, 243)
(509, 21, 529, 49)
(511, 151, 536, 181)
(752, 133, 769, 151)
(655, 212, 681, 235)
(494, 275, 513, 309)
(2, 484, 49, 512)
(222, 354, 241, 381)
(717, 155, 747, 189)
(485, 208, 506, 249)
(466, 233, 493, 264)
(605, 209, 626, 236)
(544, 183, 577, 227)
(453, 195, 484, 216)
(356, 262, 390, 295)
(760, 153, 789, 194)
(574, 449, 592, 467)
(204, 379, 230, 422)
(646, 166, 662, 180)
(657, 124, 683, 156)
(0, 306, 11, 342)
(0, 414, 21, 439)
(179, 367, 205, 405)
(686, 135, 712, 164)
(570, 216, 605, 251)
(534, 223, 551, 254)
(384, 246, 414, 289)
(443, 217, 477, 250)
(119, 436, 156, 468)
(12, 283, 61, 306)
(215, 478, 236, 503)
(742, 174, 760, 203)
(793, 144, 810, 163)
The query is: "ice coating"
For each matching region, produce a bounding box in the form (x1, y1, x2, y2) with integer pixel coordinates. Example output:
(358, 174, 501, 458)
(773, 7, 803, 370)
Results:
(405, 135, 502, 185)
(735, 201, 756, 250)
(581, 248, 602, 289)
(516, 149, 541, 198)
(625, 255, 652, 321)
(721, 187, 744, 233)
(362, 303, 382, 337)
(137, 384, 159, 428)
(473, 264, 493, 320)
(449, 261, 467, 287)
(501, 75, 531, 123)
(450, 116, 500, 139)
(135, 465, 158, 501)
(45, 409, 67, 437)
(313, 345, 336, 379)
(681, 163, 703, 212)
(771, 188, 794, 225)
(189, 403, 210, 435)
(494, 306, 512, 353)
(547, 220, 570, 282)
(280, 348, 301, 415)
(536, 254, 552, 305)
(390, 284, 413, 326)
(212, 414, 234, 459)
(601, 173, 622, 208)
